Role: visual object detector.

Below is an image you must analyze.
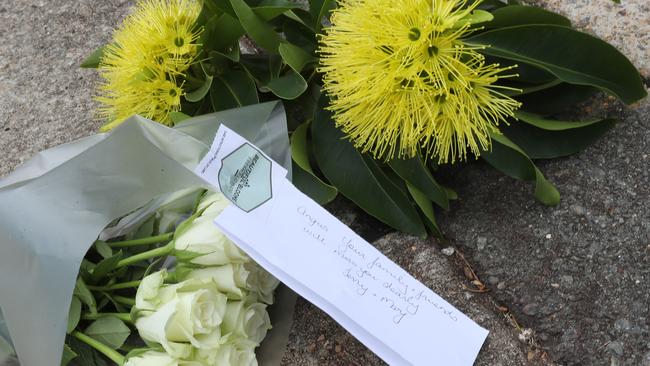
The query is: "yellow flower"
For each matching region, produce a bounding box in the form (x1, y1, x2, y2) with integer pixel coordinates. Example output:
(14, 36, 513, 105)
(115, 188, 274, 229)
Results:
(319, 0, 521, 163)
(97, 0, 202, 131)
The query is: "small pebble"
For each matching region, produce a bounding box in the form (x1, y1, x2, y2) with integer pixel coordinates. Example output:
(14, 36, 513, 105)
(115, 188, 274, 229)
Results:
(497, 282, 506, 290)
(545, 234, 552, 239)
(307, 343, 316, 353)
(335, 344, 342, 353)
(317, 334, 325, 342)
(441, 247, 455, 256)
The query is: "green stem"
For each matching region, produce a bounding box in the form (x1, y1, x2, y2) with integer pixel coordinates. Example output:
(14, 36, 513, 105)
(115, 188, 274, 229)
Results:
(108, 232, 173, 248)
(71, 331, 125, 365)
(82, 313, 132, 324)
(113, 295, 136, 306)
(88, 280, 141, 292)
(116, 243, 173, 269)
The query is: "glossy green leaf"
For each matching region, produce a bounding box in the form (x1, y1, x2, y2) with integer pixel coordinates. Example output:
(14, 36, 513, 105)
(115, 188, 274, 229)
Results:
(406, 184, 443, 238)
(483, 55, 555, 84)
(482, 133, 560, 205)
(503, 111, 616, 159)
(74, 278, 97, 314)
(253, 0, 303, 20)
(229, 0, 283, 52)
(466, 25, 647, 104)
(80, 46, 105, 68)
(61, 345, 77, 366)
(67, 297, 82, 334)
(388, 156, 449, 210)
(291, 122, 338, 204)
(486, 5, 570, 28)
(84, 317, 131, 349)
(312, 97, 426, 235)
(279, 43, 316, 73)
(210, 68, 259, 111)
(201, 13, 245, 52)
(309, 0, 335, 32)
(266, 69, 308, 99)
(283, 18, 317, 54)
(454, 9, 493, 27)
(185, 65, 213, 103)
(517, 82, 598, 115)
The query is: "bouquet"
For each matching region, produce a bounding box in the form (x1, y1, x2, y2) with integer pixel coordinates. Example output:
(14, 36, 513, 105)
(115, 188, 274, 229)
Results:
(0, 104, 293, 366)
(63, 191, 279, 366)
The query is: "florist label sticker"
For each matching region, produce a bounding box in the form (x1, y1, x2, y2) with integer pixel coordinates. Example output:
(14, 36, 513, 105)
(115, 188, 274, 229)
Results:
(197, 126, 489, 366)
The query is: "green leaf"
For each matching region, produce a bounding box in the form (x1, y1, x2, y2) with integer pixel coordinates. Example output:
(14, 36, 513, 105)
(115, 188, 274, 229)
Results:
(266, 69, 308, 99)
(466, 25, 647, 104)
(185, 64, 213, 103)
(80, 46, 105, 68)
(94, 240, 112, 259)
(169, 111, 192, 124)
(516, 82, 598, 115)
(91, 251, 124, 283)
(283, 18, 317, 54)
(74, 278, 97, 314)
(486, 5, 570, 28)
(309, 0, 335, 32)
(210, 68, 259, 111)
(406, 184, 444, 238)
(291, 122, 338, 204)
(61, 345, 77, 366)
(481, 132, 560, 205)
(67, 297, 82, 334)
(201, 13, 245, 52)
(279, 43, 316, 73)
(229, 0, 284, 52)
(312, 96, 426, 235)
(253, 0, 303, 20)
(454, 9, 493, 27)
(503, 111, 616, 159)
(84, 317, 131, 350)
(388, 156, 449, 210)
(67, 337, 108, 366)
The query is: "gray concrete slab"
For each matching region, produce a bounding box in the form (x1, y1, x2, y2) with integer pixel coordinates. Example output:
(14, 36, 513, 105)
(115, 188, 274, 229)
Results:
(1, 0, 648, 365)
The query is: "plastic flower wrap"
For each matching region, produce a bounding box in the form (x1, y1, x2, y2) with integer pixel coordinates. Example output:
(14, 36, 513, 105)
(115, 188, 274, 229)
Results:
(97, 0, 202, 131)
(319, 0, 521, 163)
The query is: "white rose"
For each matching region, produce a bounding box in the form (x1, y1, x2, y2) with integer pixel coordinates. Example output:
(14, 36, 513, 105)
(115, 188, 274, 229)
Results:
(135, 278, 228, 357)
(184, 264, 250, 299)
(173, 215, 249, 266)
(123, 351, 179, 366)
(197, 340, 258, 366)
(221, 301, 272, 345)
(135, 269, 167, 311)
(196, 192, 231, 215)
(244, 263, 280, 305)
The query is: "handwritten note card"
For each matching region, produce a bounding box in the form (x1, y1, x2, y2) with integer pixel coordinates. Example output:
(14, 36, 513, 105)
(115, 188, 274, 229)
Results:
(196, 126, 488, 366)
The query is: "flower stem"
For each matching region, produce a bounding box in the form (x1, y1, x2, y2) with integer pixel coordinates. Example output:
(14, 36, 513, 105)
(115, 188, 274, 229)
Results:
(108, 232, 173, 248)
(71, 331, 125, 365)
(82, 313, 132, 323)
(116, 243, 173, 269)
(113, 295, 136, 306)
(88, 280, 141, 292)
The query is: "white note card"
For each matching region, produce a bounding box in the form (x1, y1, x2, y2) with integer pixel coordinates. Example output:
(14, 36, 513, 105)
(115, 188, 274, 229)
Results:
(196, 125, 489, 366)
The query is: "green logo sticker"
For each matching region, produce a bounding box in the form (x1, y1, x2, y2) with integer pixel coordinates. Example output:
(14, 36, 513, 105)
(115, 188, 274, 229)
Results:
(218, 143, 272, 212)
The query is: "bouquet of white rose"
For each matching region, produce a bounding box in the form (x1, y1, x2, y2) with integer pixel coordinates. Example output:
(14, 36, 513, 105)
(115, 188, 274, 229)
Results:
(0, 102, 294, 366)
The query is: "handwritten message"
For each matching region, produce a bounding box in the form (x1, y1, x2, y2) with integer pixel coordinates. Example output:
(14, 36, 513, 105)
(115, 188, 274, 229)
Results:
(203, 125, 488, 366)
(296, 206, 458, 325)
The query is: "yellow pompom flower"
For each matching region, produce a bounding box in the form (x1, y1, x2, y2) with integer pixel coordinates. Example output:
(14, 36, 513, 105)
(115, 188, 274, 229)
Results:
(97, 0, 202, 131)
(319, 0, 521, 163)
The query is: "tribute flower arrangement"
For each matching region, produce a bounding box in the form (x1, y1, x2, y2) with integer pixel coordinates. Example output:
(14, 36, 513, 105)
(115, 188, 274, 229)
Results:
(82, 0, 646, 238)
